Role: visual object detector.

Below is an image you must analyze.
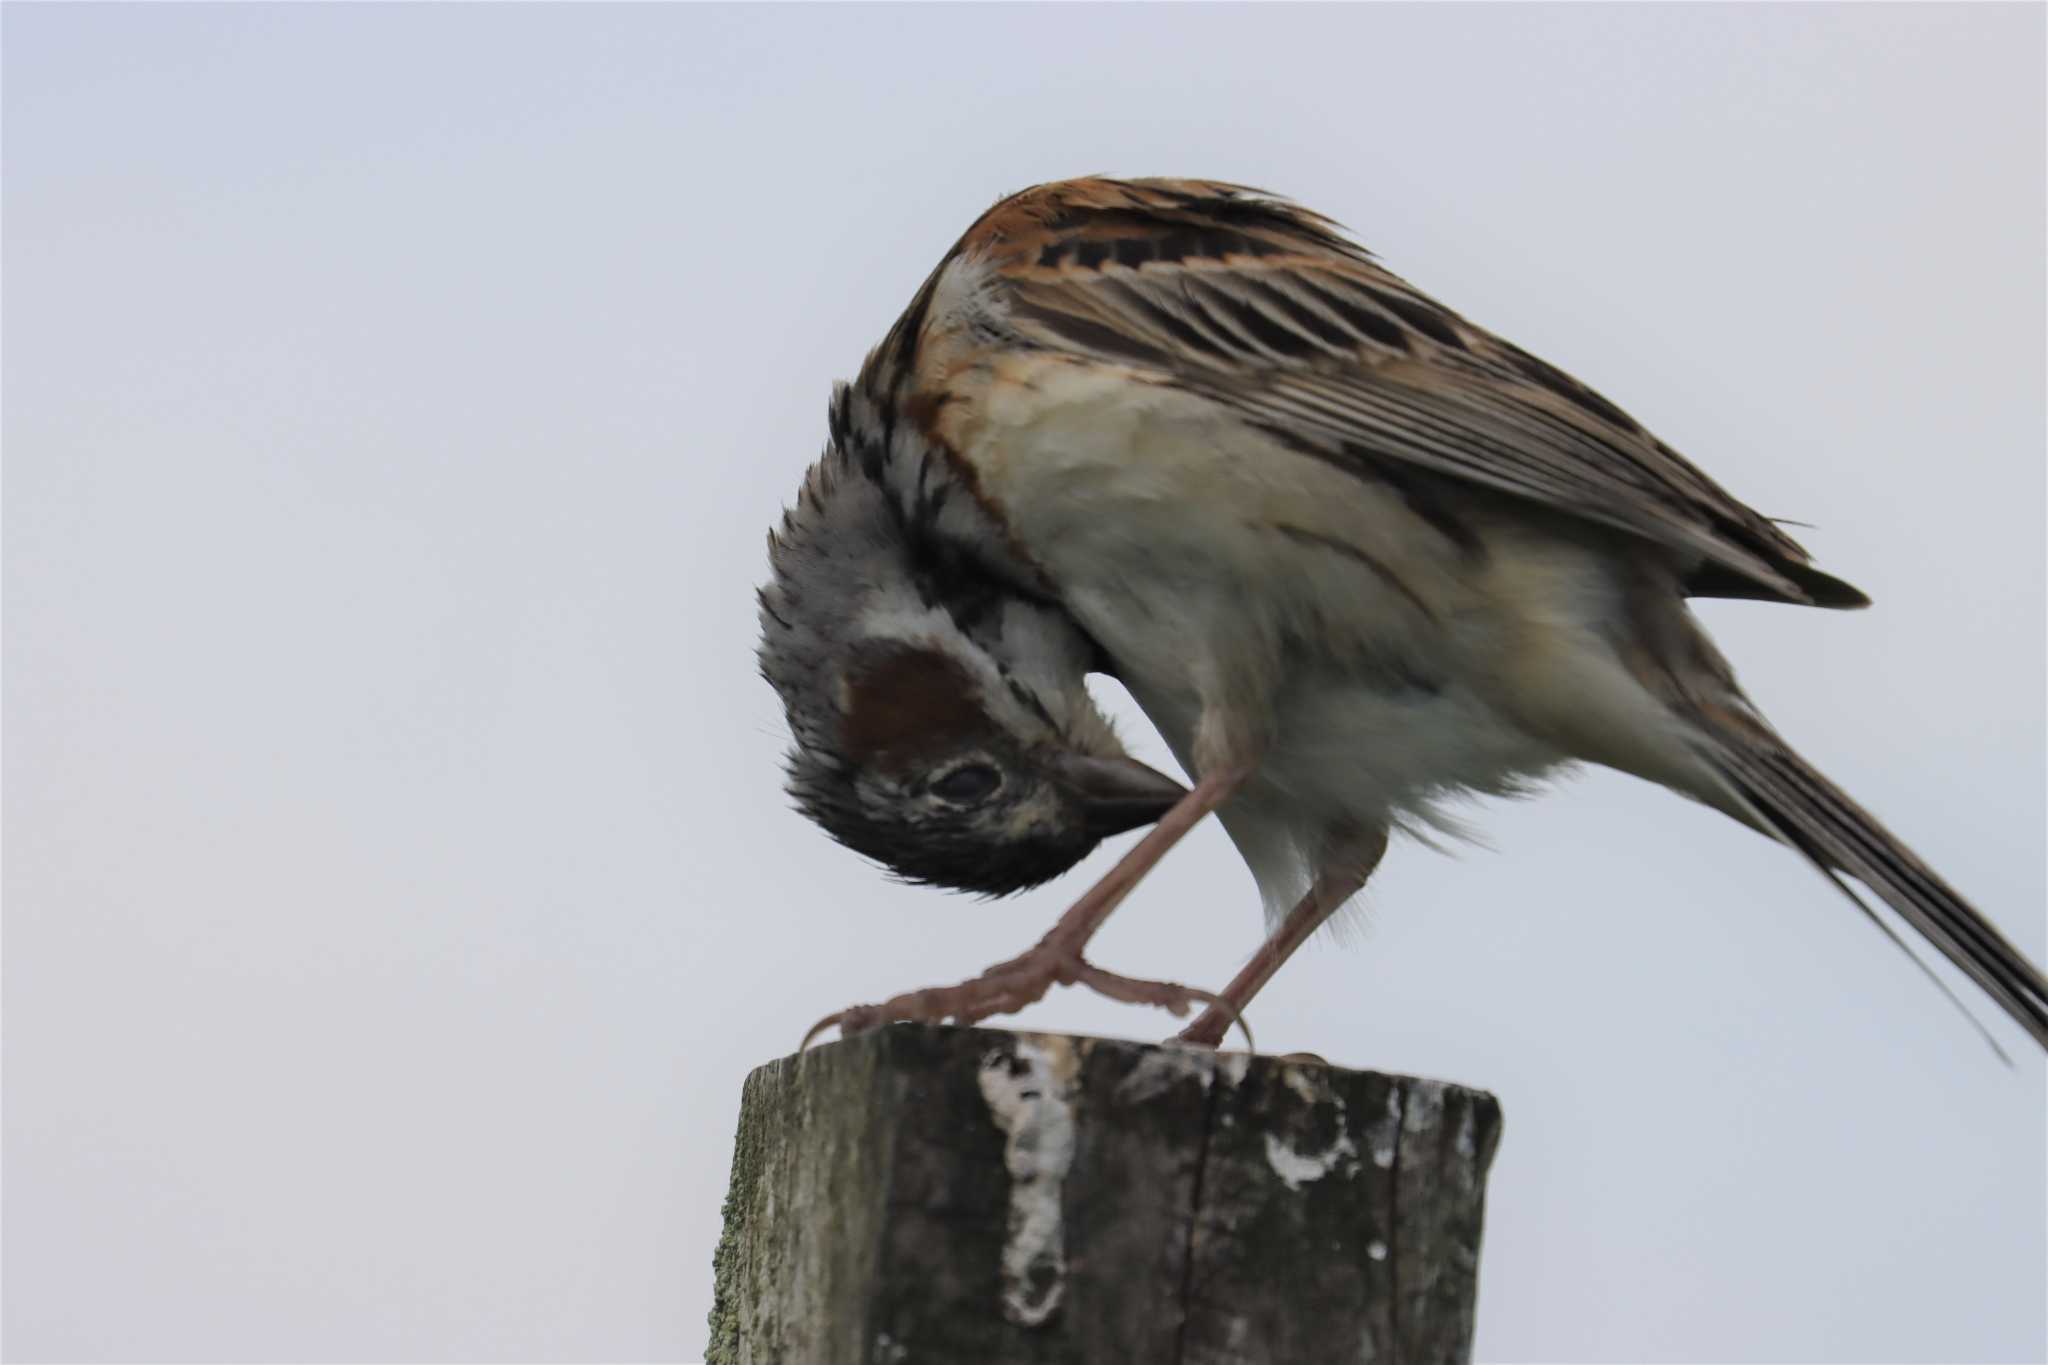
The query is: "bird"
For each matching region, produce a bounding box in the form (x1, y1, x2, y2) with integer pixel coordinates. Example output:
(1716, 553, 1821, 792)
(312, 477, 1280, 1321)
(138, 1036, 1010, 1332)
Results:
(757, 175, 2048, 1055)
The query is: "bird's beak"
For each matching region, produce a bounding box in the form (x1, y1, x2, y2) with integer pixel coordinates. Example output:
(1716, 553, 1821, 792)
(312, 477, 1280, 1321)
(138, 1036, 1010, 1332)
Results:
(1052, 753, 1189, 838)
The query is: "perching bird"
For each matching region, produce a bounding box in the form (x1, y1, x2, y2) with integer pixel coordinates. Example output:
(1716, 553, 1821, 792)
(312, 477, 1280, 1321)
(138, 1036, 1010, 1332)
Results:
(758, 176, 2048, 1054)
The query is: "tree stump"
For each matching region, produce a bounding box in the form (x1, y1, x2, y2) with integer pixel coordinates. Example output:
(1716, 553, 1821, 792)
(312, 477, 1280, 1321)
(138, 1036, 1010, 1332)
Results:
(708, 1024, 1502, 1364)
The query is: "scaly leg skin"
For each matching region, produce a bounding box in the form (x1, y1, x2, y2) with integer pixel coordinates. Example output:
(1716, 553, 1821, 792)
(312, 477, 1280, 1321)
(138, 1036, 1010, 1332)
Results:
(1175, 826, 1390, 1048)
(805, 767, 1252, 1049)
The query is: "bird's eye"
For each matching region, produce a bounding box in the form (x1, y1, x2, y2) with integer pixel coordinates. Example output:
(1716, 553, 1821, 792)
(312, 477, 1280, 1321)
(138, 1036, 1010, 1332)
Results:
(930, 763, 1002, 803)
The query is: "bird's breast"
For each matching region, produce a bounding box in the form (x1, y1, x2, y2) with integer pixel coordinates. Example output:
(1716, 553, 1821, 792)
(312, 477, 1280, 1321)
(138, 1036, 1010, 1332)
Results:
(958, 357, 1477, 694)
(951, 357, 1582, 847)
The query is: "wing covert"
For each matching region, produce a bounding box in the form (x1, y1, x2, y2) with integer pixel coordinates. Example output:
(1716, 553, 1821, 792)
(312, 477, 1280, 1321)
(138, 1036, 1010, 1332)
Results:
(909, 177, 1865, 608)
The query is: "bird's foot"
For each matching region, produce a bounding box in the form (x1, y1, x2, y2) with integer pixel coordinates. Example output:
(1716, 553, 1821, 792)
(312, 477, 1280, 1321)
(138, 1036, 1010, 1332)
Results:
(1171, 993, 1272, 1053)
(1173, 1005, 1239, 1051)
(803, 937, 1246, 1049)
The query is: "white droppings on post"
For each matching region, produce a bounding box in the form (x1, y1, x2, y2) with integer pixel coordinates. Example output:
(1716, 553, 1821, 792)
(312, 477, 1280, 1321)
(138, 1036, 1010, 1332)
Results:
(1115, 1046, 1213, 1105)
(1214, 1051, 1251, 1132)
(1281, 1065, 1323, 1104)
(977, 1036, 1081, 1327)
(1454, 1096, 1476, 1159)
(1406, 1078, 1445, 1135)
(1369, 1085, 1401, 1170)
(1367, 1238, 1389, 1262)
(1263, 1063, 1360, 1190)
(1265, 1127, 1359, 1189)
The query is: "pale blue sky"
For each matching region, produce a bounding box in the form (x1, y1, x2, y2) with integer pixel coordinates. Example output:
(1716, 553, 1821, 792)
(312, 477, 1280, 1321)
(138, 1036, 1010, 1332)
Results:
(6, 5, 2043, 1362)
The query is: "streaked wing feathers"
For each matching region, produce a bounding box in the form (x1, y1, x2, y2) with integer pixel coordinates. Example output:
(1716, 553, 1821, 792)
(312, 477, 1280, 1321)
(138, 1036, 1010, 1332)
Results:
(902, 177, 1867, 608)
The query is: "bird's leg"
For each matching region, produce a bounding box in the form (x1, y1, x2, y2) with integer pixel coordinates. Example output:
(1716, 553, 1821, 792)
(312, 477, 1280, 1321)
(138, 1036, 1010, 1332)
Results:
(1175, 827, 1390, 1048)
(807, 765, 1252, 1046)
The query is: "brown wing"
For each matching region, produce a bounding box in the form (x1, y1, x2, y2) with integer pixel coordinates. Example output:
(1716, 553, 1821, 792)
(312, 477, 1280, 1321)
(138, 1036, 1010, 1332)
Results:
(878, 177, 1866, 608)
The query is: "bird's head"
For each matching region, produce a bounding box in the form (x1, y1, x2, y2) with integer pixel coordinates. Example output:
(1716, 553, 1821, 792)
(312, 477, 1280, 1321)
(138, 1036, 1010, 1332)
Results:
(758, 440, 1183, 896)
(777, 635, 1185, 894)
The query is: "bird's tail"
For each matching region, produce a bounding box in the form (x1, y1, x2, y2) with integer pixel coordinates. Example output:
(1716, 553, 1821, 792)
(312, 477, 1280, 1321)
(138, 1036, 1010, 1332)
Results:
(1688, 701, 2048, 1056)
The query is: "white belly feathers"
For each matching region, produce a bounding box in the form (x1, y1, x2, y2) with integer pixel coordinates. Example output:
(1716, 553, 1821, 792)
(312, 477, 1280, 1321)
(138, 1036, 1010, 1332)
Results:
(962, 360, 1588, 907)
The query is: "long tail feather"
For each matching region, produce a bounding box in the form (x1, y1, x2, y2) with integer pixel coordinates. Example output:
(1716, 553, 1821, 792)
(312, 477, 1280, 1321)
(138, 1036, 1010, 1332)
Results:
(1694, 710, 2048, 1055)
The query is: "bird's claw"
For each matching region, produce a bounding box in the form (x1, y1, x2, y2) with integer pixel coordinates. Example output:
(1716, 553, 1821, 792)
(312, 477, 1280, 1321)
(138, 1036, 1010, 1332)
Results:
(800, 945, 1251, 1051)
(1172, 994, 1263, 1052)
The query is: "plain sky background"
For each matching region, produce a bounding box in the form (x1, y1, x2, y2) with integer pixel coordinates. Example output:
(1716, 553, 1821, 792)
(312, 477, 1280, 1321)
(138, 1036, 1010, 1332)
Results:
(5, 5, 2043, 1362)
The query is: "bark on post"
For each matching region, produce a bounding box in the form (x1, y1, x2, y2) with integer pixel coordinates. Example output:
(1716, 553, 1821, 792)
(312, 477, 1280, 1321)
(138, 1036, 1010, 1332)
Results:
(708, 1024, 1503, 1365)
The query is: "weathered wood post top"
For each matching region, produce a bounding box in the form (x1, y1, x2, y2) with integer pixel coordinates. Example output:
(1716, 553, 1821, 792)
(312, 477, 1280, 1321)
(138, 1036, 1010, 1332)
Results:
(709, 1024, 1503, 1365)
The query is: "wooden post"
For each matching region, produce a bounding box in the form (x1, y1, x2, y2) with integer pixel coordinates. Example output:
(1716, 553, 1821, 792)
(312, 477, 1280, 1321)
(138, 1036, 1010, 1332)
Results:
(707, 1024, 1502, 1365)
